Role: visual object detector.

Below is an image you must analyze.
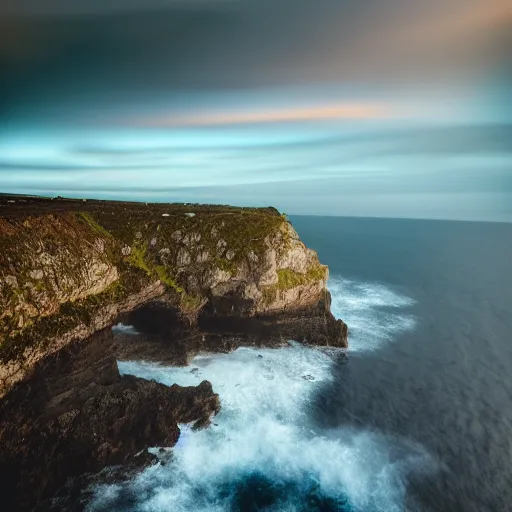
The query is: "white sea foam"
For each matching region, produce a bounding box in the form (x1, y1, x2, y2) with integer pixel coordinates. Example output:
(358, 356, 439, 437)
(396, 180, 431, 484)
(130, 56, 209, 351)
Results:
(88, 276, 428, 511)
(89, 340, 435, 511)
(112, 323, 139, 335)
(329, 276, 416, 352)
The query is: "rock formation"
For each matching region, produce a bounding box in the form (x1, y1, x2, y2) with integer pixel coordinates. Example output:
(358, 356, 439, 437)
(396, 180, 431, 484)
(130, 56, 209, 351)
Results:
(0, 328, 220, 510)
(0, 196, 347, 510)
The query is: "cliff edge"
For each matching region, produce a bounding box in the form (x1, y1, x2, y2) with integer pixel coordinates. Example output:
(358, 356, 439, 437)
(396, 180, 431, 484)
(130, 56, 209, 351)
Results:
(0, 196, 347, 397)
(0, 196, 347, 510)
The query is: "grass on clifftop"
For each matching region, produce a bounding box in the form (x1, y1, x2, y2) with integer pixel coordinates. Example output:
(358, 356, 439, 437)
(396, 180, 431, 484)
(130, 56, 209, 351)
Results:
(76, 212, 113, 240)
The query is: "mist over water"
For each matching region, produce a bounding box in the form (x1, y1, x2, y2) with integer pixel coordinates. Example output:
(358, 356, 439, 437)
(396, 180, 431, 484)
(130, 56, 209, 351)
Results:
(88, 276, 434, 512)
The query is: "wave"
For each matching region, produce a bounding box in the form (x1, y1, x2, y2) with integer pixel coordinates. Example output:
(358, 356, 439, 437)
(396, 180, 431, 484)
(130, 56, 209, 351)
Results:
(89, 341, 435, 511)
(329, 276, 416, 352)
(112, 323, 139, 335)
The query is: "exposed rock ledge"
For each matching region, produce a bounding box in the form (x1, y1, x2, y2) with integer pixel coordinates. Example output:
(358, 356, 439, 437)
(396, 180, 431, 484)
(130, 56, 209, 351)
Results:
(0, 196, 347, 510)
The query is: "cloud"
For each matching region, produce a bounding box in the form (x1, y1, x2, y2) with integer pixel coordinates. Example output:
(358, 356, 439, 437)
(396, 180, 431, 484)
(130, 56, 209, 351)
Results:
(126, 102, 393, 128)
(0, 0, 238, 17)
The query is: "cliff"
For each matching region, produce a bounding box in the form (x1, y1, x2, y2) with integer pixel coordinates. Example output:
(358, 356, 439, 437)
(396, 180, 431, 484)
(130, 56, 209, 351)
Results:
(0, 196, 347, 510)
(0, 196, 347, 397)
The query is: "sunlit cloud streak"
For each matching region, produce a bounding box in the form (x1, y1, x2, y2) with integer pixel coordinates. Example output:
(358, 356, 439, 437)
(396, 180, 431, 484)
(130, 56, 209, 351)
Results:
(127, 103, 392, 127)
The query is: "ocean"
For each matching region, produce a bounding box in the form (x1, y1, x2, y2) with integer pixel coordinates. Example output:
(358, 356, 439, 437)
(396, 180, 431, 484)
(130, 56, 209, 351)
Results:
(88, 216, 512, 512)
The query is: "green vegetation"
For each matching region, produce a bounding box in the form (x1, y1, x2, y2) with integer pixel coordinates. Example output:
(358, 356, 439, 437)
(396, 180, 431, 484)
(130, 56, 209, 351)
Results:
(154, 265, 183, 292)
(128, 242, 151, 274)
(90, 206, 286, 264)
(277, 265, 327, 288)
(261, 264, 327, 305)
(215, 257, 237, 275)
(76, 211, 112, 239)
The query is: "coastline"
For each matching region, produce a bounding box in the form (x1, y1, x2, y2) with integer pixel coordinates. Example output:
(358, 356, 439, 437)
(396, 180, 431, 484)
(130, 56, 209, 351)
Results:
(0, 196, 347, 510)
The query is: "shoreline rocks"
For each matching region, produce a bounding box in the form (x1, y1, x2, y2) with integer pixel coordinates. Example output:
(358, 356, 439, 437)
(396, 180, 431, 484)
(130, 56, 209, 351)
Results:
(0, 328, 220, 511)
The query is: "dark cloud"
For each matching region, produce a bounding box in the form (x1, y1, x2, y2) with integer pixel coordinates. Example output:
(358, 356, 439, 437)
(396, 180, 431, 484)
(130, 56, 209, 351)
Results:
(2, 0, 509, 110)
(1, 0, 237, 16)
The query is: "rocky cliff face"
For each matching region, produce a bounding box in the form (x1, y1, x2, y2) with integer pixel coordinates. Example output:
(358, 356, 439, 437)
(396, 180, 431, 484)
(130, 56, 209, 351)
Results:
(0, 327, 220, 510)
(0, 197, 347, 398)
(0, 196, 347, 511)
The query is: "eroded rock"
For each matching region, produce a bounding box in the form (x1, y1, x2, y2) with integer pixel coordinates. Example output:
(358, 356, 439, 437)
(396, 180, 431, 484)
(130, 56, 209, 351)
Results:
(177, 248, 191, 266)
(0, 329, 220, 511)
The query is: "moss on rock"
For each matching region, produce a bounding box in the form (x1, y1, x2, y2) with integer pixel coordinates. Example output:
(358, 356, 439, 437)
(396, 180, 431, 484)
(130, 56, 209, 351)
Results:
(76, 212, 113, 240)
(0, 197, 343, 396)
(72, 206, 290, 314)
(261, 264, 328, 305)
(0, 280, 125, 367)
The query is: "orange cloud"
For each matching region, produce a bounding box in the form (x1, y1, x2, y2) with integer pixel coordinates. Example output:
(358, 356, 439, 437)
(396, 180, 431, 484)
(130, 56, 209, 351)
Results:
(398, 1, 512, 47)
(132, 103, 392, 127)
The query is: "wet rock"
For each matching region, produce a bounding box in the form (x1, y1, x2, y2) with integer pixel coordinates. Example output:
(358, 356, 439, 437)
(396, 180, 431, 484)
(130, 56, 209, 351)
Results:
(0, 330, 220, 511)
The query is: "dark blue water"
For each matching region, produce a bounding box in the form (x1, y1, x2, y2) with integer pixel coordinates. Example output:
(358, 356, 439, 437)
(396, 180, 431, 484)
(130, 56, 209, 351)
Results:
(292, 216, 512, 512)
(90, 216, 512, 512)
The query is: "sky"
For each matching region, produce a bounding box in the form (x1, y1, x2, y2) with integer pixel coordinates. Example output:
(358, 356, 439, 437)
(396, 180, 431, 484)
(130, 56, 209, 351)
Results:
(0, 0, 511, 221)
